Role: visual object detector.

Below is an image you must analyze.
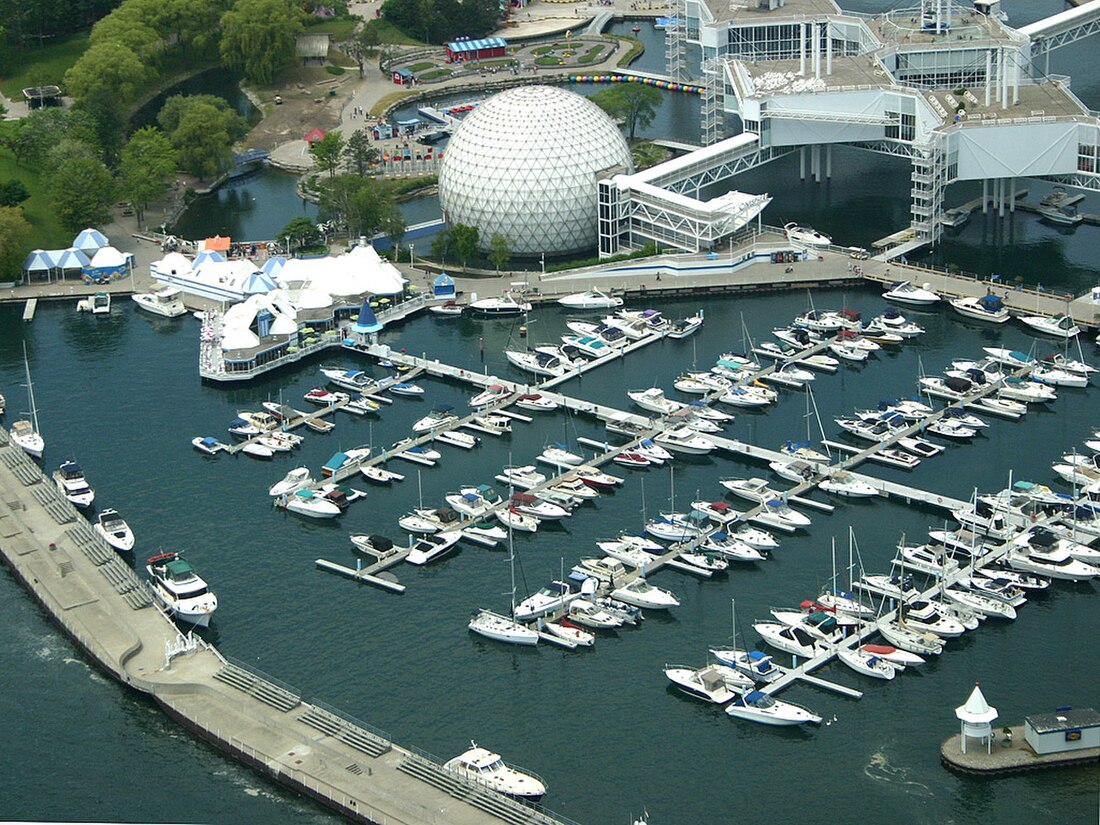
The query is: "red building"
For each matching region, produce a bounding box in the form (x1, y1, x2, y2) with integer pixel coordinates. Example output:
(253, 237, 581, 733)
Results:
(445, 37, 508, 63)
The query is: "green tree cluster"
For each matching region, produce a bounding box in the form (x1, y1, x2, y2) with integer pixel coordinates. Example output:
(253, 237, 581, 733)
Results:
(343, 131, 379, 176)
(380, 0, 501, 45)
(157, 94, 248, 178)
(0, 0, 115, 55)
(590, 83, 663, 141)
(315, 174, 405, 242)
(0, 180, 29, 208)
(219, 0, 304, 85)
(2, 108, 100, 166)
(44, 140, 116, 232)
(431, 223, 479, 268)
(0, 206, 33, 283)
(119, 127, 177, 225)
(309, 131, 346, 177)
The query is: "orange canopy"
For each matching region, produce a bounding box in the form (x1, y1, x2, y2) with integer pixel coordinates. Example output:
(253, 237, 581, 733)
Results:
(204, 235, 231, 251)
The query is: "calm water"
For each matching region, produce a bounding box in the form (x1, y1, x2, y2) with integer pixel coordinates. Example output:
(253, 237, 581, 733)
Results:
(5, 1, 1100, 822)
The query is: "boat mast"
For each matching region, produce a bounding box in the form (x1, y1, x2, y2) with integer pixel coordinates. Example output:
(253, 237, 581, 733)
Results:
(22, 342, 39, 432)
(805, 384, 830, 459)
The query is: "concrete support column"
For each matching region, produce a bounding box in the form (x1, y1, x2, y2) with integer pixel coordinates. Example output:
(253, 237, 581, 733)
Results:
(812, 22, 821, 79)
(825, 145, 833, 179)
(812, 145, 821, 182)
(800, 146, 807, 180)
(826, 22, 833, 76)
(985, 51, 993, 108)
(1009, 177, 1015, 212)
(800, 23, 807, 76)
(982, 178, 989, 215)
(999, 178, 1007, 217)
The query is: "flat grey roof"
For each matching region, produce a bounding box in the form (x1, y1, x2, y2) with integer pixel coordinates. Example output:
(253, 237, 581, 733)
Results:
(1026, 708, 1100, 734)
(707, 0, 841, 25)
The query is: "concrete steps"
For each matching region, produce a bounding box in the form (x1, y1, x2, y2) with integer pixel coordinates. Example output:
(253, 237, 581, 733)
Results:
(397, 755, 554, 825)
(297, 705, 392, 758)
(213, 662, 301, 713)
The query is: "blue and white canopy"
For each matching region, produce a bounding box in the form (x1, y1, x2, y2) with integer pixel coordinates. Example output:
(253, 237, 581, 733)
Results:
(193, 249, 227, 267)
(72, 228, 109, 253)
(351, 301, 383, 334)
(22, 249, 57, 272)
(54, 247, 91, 270)
(261, 256, 287, 277)
(242, 270, 278, 294)
(446, 37, 507, 54)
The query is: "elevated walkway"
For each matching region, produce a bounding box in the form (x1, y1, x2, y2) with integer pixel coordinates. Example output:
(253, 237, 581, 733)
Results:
(1019, 0, 1100, 53)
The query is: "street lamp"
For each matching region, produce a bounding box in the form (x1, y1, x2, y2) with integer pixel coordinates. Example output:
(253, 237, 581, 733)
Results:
(410, 243, 415, 268)
(540, 252, 545, 279)
(285, 235, 291, 257)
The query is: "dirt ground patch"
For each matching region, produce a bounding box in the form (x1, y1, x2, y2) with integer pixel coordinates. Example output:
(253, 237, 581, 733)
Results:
(244, 66, 356, 152)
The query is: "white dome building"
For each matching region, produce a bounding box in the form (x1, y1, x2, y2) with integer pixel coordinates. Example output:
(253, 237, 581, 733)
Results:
(438, 85, 633, 256)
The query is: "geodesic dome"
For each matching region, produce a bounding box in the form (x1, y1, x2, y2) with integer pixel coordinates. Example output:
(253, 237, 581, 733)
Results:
(438, 85, 633, 256)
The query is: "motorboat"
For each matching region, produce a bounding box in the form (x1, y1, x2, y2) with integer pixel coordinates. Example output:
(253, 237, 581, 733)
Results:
(664, 663, 753, 703)
(94, 508, 135, 552)
(557, 287, 623, 309)
(925, 418, 977, 440)
(400, 507, 463, 534)
(784, 222, 831, 247)
(320, 367, 379, 392)
(428, 300, 464, 316)
(997, 376, 1056, 404)
(761, 363, 816, 388)
(709, 648, 784, 683)
(343, 395, 381, 416)
(867, 308, 925, 338)
(1039, 352, 1096, 376)
(568, 599, 624, 629)
(897, 436, 944, 458)
(240, 442, 274, 460)
(876, 397, 933, 421)
(406, 531, 463, 565)
(388, 381, 425, 397)
(496, 507, 540, 533)
(939, 407, 989, 429)
(617, 307, 667, 331)
(793, 309, 844, 333)
(674, 371, 731, 394)
(819, 470, 878, 498)
(535, 344, 587, 370)
(446, 485, 503, 518)
(691, 499, 740, 524)
(815, 589, 874, 618)
(682, 400, 733, 423)
(752, 621, 822, 659)
(1032, 363, 1089, 388)
(391, 441, 442, 465)
(897, 600, 967, 637)
(720, 476, 784, 504)
(76, 291, 111, 314)
(601, 315, 649, 340)
(777, 440, 830, 465)
(54, 461, 95, 507)
(835, 413, 905, 443)
(598, 531, 663, 557)
(613, 451, 651, 469)
(941, 586, 1017, 620)
(574, 465, 624, 489)
(506, 349, 565, 378)
(668, 409, 721, 434)
(1037, 203, 1084, 226)
(837, 648, 899, 680)
(573, 556, 634, 584)
(676, 550, 729, 574)
(717, 385, 777, 409)
(895, 543, 959, 577)
(436, 429, 479, 450)
(753, 499, 811, 531)
(303, 387, 350, 407)
(878, 621, 944, 656)
(514, 393, 559, 412)
(495, 465, 546, 490)
(702, 532, 766, 563)
(412, 406, 459, 433)
(468, 414, 512, 435)
(610, 578, 680, 610)
(855, 573, 919, 602)
(1004, 545, 1098, 581)
(729, 523, 780, 550)
(828, 340, 869, 363)
(634, 438, 673, 464)
(628, 387, 682, 415)
(538, 443, 585, 467)
(883, 280, 941, 306)
(279, 489, 341, 518)
(770, 608, 842, 641)
(952, 502, 1015, 540)
(514, 580, 579, 621)
(561, 334, 610, 358)
(468, 609, 539, 646)
(350, 534, 397, 556)
(540, 617, 595, 647)
(443, 744, 546, 798)
(1019, 312, 1080, 338)
(712, 353, 761, 378)
(268, 466, 314, 497)
(566, 320, 628, 347)
(303, 416, 334, 434)
(547, 476, 600, 501)
(1014, 525, 1100, 566)
(146, 551, 217, 627)
(667, 311, 704, 339)
(469, 292, 532, 316)
(510, 492, 570, 521)
(469, 383, 512, 408)
(860, 644, 925, 668)
(321, 448, 372, 477)
(949, 294, 1009, 324)
(192, 436, 226, 455)
(653, 427, 716, 455)
(132, 287, 186, 317)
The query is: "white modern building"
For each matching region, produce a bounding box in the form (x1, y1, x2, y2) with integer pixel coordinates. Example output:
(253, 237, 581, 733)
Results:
(657, 0, 1100, 254)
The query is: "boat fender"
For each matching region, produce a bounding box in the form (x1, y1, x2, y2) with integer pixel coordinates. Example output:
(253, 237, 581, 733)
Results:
(936, 496, 942, 504)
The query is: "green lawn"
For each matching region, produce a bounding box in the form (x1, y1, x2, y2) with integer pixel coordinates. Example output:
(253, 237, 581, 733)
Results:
(0, 126, 70, 250)
(309, 17, 359, 41)
(363, 19, 428, 46)
(407, 62, 436, 72)
(535, 56, 565, 66)
(0, 31, 90, 97)
(418, 69, 451, 80)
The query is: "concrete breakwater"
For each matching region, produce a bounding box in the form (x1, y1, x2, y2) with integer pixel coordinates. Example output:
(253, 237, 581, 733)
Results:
(0, 425, 577, 825)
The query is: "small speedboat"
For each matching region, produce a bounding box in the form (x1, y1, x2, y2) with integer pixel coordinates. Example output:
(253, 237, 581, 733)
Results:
(496, 507, 540, 532)
(360, 465, 404, 485)
(717, 385, 776, 409)
(192, 436, 226, 454)
(412, 406, 459, 433)
(280, 489, 340, 518)
(1018, 312, 1080, 339)
(859, 644, 925, 668)
(406, 531, 462, 565)
(538, 444, 585, 467)
(469, 293, 532, 316)
(883, 280, 941, 306)
(132, 287, 186, 317)
(574, 465, 624, 489)
(613, 451, 651, 469)
(867, 308, 925, 338)
(568, 599, 624, 629)
(634, 438, 673, 464)
(510, 492, 570, 521)
(752, 621, 821, 658)
(350, 534, 397, 556)
(399, 507, 462, 534)
(925, 418, 977, 440)
(897, 436, 944, 457)
(514, 580, 578, 621)
(725, 690, 822, 726)
(819, 470, 878, 498)
(428, 300, 464, 317)
(664, 663, 753, 703)
(146, 551, 217, 627)
(720, 476, 784, 504)
(558, 288, 623, 309)
(303, 387, 349, 406)
(94, 508, 135, 552)
(710, 648, 784, 683)
(702, 532, 766, 563)
(268, 466, 314, 497)
(784, 222, 831, 248)
(469, 383, 512, 407)
(667, 312, 704, 339)
(320, 367, 379, 392)
(691, 499, 740, 524)
(514, 393, 559, 412)
(443, 744, 546, 798)
(611, 578, 680, 610)
(653, 427, 716, 455)
(949, 294, 1009, 324)
(495, 464, 546, 490)
(388, 382, 425, 397)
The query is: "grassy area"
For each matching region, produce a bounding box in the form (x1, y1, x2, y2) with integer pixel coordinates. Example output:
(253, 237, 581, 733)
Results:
(607, 33, 645, 68)
(419, 69, 451, 80)
(407, 62, 436, 72)
(532, 46, 554, 56)
(578, 46, 605, 64)
(309, 17, 359, 41)
(363, 19, 428, 46)
(370, 89, 417, 118)
(0, 125, 70, 250)
(377, 175, 437, 197)
(0, 31, 90, 97)
(535, 56, 565, 66)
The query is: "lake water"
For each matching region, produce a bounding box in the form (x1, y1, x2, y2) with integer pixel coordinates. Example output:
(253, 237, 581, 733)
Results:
(5, 1, 1099, 822)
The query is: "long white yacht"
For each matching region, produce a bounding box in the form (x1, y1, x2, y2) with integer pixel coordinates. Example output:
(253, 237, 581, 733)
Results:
(146, 551, 218, 627)
(132, 287, 186, 317)
(557, 287, 623, 309)
(54, 460, 95, 508)
(443, 744, 546, 799)
(94, 508, 135, 552)
(664, 663, 753, 703)
(724, 690, 822, 726)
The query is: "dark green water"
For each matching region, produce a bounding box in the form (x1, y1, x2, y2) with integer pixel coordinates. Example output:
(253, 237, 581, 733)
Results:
(1, 282, 1097, 824)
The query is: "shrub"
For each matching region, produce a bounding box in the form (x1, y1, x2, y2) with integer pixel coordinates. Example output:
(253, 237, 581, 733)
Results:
(326, 65, 346, 75)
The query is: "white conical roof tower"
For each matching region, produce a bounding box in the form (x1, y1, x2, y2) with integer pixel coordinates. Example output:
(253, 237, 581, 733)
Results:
(955, 682, 998, 754)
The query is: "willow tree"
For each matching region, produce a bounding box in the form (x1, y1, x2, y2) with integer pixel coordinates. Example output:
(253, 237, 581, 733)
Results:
(219, 0, 303, 85)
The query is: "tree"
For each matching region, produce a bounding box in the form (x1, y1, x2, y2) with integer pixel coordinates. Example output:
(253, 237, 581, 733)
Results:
(310, 131, 346, 177)
(0, 180, 29, 207)
(380, 0, 501, 45)
(220, 0, 304, 85)
(590, 83, 663, 141)
(2, 108, 100, 166)
(488, 232, 510, 272)
(0, 206, 32, 283)
(318, 174, 370, 237)
(430, 230, 449, 265)
(280, 215, 318, 253)
(47, 155, 116, 231)
(381, 204, 406, 253)
(119, 127, 177, 225)
(158, 95, 248, 179)
(343, 130, 378, 176)
(347, 22, 381, 77)
(449, 223, 479, 268)
(64, 41, 149, 122)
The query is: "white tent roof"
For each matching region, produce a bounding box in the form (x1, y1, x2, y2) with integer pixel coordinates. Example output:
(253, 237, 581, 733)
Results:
(89, 246, 127, 268)
(155, 252, 193, 276)
(193, 259, 260, 283)
(221, 327, 260, 350)
(22, 249, 55, 271)
(270, 314, 299, 335)
(72, 228, 109, 252)
(55, 247, 90, 269)
(956, 684, 998, 724)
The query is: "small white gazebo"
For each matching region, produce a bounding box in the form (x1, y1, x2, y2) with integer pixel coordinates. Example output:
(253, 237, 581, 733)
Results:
(955, 683, 999, 754)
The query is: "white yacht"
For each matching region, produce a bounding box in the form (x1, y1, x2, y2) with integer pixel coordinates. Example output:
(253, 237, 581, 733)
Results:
(557, 288, 623, 309)
(1018, 312, 1080, 338)
(653, 427, 716, 455)
(406, 531, 462, 565)
(494, 465, 546, 490)
(949, 295, 1009, 324)
(720, 477, 784, 504)
(753, 621, 822, 658)
(514, 580, 579, 621)
(725, 690, 822, 726)
(883, 280, 941, 306)
(146, 551, 217, 627)
(819, 471, 878, 498)
(280, 489, 342, 519)
(469, 292, 532, 316)
(837, 648, 899, 680)
(628, 387, 681, 415)
(506, 350, 565, 378)
(54, 460, 95, 507)
(192, 436, 226, 455)
(709, 648, 785, 683)
(10, 350, 44, 458)
(443, 744, 546, 799)
(537, 444, 585, 467)
(468, 609, 539, 646)
(268, 467, 314, 497)
(94, 508, 135, 552)
(469, 383, 513, 408)
(664, 663, 753, 703)
(412, 406, 459, 433)
(132, 287, 186, 317)
(514, 392, 560, 411)
(784, 222, 831, 247)
(610, 578, 680, 610)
